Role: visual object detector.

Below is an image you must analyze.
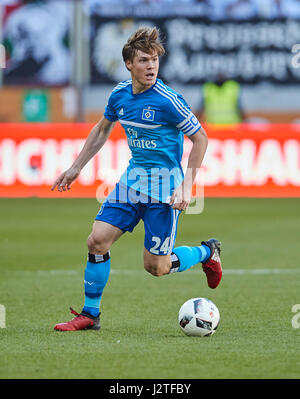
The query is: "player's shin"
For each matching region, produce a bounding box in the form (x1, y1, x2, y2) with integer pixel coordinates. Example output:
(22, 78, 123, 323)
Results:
(82, 252, 111, 317)
(169, 245, 211, 273)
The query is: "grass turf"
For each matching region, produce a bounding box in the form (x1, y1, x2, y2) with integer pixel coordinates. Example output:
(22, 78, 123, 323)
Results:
(0, 197, 299, 379)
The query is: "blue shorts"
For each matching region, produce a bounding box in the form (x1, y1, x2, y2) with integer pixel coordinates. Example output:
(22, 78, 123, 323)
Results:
(95, 183, 181, 256)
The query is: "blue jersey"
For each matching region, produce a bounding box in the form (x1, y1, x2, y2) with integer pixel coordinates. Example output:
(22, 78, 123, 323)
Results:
(104, 79, 202, 203)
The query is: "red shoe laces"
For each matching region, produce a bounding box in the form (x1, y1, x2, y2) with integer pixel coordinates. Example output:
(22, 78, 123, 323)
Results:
(70, 307, 80, 317)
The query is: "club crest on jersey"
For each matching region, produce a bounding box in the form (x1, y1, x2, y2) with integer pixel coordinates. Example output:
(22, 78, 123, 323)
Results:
(142, 108, 155, 122)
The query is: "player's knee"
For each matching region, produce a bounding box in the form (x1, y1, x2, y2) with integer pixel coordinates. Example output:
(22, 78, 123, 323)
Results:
(87, 233, 111, 255)
(144, 260, 169, 277)
(144, 263, 163, 276)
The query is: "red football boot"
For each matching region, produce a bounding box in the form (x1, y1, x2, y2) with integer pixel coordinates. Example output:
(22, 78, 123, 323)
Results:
(54, 307, 100, 331)
(201, 238, 222, 289)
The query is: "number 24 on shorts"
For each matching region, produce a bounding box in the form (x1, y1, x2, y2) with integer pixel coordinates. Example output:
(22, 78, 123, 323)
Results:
(150, 237, 171, 255)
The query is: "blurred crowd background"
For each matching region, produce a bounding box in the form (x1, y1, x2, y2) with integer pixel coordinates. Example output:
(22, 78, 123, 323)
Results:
(1, 0, 300, 124)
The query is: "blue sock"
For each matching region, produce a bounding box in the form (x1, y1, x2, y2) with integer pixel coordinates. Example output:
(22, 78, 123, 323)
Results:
(82, 252, 111, 317)
(170, 245, 211, 273)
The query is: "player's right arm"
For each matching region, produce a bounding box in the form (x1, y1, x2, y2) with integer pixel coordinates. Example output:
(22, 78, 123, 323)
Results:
(51, 117, 115, 192)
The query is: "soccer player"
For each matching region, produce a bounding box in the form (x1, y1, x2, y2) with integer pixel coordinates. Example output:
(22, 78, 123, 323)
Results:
(52, 27, 222, 331)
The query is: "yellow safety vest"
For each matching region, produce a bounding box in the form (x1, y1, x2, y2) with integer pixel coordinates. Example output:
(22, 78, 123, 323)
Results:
(203, 80, 242, 124)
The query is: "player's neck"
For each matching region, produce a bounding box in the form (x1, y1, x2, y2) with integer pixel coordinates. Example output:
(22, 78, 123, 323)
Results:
(131, 79, 154, 95)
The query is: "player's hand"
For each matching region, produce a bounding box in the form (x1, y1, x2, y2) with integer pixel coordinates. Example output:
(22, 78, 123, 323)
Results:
(51, 167, 80, 192)
(169, 183, 192, 211)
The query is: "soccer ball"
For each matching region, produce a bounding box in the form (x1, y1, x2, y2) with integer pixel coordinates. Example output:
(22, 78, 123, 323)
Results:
(178, 297, 220, 337)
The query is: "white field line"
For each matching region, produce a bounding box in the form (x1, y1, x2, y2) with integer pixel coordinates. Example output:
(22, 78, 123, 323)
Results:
(13, 268, 300, 276)
(114, 268, 300, 275)
(225, 268, 300, 275)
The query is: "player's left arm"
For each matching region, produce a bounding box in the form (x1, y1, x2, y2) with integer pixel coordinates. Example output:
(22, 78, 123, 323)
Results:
(170, 126, 208, 211)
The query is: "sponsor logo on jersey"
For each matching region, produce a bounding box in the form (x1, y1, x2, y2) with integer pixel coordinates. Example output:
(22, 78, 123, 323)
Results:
(127, 127, 138, 138)
(126, 127, 157, 149)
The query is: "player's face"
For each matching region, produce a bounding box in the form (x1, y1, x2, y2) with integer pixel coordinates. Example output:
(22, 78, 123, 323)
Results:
(126, 50, 159, 92)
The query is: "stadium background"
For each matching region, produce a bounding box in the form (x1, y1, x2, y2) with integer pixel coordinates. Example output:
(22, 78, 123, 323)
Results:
(0, 0, 300, 381)
(1, 0, 300, 198)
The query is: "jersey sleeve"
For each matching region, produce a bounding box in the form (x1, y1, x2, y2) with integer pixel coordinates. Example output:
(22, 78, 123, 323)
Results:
(165, 93, 202, 137)
(104, 93, 118, 122)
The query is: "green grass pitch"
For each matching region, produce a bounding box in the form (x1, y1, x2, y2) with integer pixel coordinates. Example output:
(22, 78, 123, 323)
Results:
(0, 197, 299, 379)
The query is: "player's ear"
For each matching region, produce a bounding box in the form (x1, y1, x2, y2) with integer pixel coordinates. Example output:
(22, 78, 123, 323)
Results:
(125, 59, 132, 71)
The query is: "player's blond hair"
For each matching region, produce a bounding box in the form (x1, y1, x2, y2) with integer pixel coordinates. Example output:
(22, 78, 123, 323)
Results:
(122, 27, 165, 62)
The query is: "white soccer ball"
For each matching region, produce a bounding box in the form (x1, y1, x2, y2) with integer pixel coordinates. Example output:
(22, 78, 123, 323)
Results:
(178, 297, 220, 337)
